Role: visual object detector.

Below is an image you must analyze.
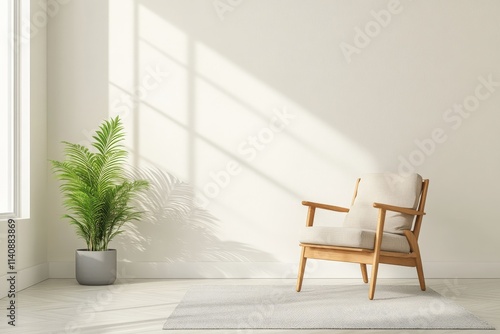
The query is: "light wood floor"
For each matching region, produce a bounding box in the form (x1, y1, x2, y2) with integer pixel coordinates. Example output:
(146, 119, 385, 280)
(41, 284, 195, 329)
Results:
(0, 278, 498, 333)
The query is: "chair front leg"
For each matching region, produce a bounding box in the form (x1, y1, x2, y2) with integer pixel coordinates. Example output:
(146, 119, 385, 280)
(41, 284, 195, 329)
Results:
(369, 208, 386, 300)
(296, 246, 307, 292)
(368, 259, 380, 300)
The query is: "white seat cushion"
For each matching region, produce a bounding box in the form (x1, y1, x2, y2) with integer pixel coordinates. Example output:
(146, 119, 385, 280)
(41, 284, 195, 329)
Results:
(299, 226, 410, 253)
(343, 173, 423, 235)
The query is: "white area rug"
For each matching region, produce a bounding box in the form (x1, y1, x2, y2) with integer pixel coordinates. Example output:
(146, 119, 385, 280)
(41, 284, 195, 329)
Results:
(163, 285, 494, 330)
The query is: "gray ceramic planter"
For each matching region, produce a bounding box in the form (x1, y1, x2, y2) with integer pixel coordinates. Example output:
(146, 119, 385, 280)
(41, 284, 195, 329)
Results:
(75, 249, 117, 285)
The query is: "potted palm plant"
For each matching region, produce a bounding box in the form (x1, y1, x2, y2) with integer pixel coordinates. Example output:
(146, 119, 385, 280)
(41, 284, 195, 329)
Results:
(51, 117, 149, 285)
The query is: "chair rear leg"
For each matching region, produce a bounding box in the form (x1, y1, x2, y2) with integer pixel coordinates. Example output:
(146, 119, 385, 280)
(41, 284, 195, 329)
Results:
(360, 264, 368, 283)
(296, 246, 307, 292)
(403, 230, 426, 291)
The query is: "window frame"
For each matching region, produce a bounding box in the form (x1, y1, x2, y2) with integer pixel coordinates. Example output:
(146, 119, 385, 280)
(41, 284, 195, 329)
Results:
(0, 0, 30, 220)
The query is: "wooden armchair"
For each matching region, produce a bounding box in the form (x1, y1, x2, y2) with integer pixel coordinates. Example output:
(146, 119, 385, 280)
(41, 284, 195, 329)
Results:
(296, 173, 429, 300)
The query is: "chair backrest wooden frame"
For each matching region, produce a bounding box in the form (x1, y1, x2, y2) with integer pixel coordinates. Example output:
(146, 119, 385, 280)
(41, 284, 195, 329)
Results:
(296, 177, 430, 300)
(412, 179, 430, 240)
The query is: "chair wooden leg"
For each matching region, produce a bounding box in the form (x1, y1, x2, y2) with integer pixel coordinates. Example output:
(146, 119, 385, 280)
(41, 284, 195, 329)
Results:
(415, 255, 426, 291)
(360, 264, 368, 283)
(403, 230, 426, 291)
(296, 246, 307, 292)
(369, 208, 386, 300)
(368, 260, 380, 300)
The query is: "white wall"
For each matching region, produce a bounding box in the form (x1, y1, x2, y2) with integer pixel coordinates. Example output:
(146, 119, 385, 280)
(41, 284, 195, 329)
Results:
(47, 0, 500, 279)
(0, 0, 49, 298)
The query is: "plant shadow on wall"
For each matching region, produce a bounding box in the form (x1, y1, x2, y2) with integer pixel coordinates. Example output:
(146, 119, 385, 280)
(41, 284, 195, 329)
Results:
(116, 167, 277, 272)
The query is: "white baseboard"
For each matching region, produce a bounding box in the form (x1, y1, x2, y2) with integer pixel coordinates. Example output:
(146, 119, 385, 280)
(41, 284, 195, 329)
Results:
(48, 261, 500, 279)
(0, 263, 49, 298)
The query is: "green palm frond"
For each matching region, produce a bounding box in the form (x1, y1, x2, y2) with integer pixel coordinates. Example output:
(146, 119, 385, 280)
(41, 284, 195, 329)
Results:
(50, 116, 149, 251)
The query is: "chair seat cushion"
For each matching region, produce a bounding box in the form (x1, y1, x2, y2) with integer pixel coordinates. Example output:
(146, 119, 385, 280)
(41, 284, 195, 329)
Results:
(299, 226, 410, 253)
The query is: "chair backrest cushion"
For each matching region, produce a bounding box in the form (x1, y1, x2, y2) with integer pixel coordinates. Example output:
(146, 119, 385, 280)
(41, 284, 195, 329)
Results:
(343, 173, 423, 235)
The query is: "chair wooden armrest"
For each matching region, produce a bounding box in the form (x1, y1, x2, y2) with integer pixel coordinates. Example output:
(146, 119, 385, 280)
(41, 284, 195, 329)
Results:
(372, 202, 425, 216)
(302, 201, 350, 213)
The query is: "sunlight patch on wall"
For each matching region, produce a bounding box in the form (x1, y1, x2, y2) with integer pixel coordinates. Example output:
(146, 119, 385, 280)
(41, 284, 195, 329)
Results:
(108, 1, 190, 179)
(192, 42, 376, 260)
(108, 0, 134, 91)
(108, 1, 377, 261)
